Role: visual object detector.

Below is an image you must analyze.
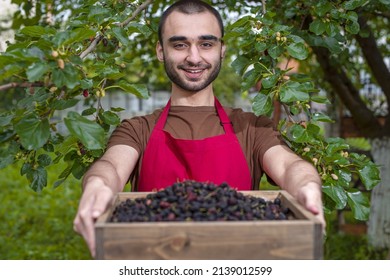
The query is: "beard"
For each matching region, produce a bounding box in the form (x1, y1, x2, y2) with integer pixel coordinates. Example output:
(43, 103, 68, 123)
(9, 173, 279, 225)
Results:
(163, 58, 222, 92)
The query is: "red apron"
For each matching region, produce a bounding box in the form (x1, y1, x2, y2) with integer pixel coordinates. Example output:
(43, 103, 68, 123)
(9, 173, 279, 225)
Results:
(138, 97, 252, 191)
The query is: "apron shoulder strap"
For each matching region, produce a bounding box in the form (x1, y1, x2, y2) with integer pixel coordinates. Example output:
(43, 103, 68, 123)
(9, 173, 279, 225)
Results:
(214, 97, 235, 134)
(155, 99, 171, 130)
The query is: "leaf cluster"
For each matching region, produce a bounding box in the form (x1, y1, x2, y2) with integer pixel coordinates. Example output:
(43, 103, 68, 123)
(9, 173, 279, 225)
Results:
(0, 0, 154, 191)
(227, 0, 383, 220)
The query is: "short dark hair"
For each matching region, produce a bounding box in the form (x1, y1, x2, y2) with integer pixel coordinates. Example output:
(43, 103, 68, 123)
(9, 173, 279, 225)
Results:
(158, 0, 224, 46)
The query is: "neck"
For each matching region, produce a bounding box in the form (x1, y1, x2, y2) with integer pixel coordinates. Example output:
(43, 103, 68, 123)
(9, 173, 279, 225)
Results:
(170, 84, 215, 106)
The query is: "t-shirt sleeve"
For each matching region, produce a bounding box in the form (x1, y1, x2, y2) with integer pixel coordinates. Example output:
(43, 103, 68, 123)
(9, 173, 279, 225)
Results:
(106, 116, 151, 155)
(253, 115, 287, 168)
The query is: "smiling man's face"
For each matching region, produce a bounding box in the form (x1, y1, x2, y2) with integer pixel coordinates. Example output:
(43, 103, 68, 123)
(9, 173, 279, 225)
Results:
(157, 11, 226, 93)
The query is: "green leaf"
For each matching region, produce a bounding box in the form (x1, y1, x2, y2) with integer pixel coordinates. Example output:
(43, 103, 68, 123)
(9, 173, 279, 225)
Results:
(286, 42, 308, 60)
(358, 161, 380, 190)
(53, 31, 70, 48)
(20, 26, 55, 37)
(86, 6, 110, 24)
(52, 64, 80, 89)
(345, 20, 360, 34)
(51, 99, 80, 110)
(347, 191, 370, 221)
(37, 154, 52, 167)
(255, 42, 268, 52)
(64, 112, 105, 150)
(100, 111, 120, 126)
(280, 82, 310, 103)
(241, 68, 260, 92)
(53, 178, 66, 189)
(99, 66, 125, 80)
(325, 141, 349, 155)
(322, 185, 348, 209)
(56, 135, 79, 155)
(128, 22, 153, 37)
(26, 63, 50, 82)
(111, 26, 130, 46)
(0, 112, 14, 126)
(323, 37, 343, 54)
(334, 168, 352, 187)
(315, 0, 333, 16)
(71, 160, 87, 179)
(21, 162, 32, 176)
(262, 74, 279, 89)
(80, 79, 93, 89)
(231, 56, 251, 76)
(325, 22, 339, 37)
(343, 0, 367, 10)
(312, 112, 334, 122)
(0, 64, 24, 80)
(306, 123, 321, 136)
(311, 95, 330, 104)
(288, 124, 309, 143)
(58, 164, 72, 180)
(82, 107, 97, 116)
(309, 19, 327, 35)
(252, 93, 273, 116)
(18, 89, 50, 109)
(15, 114, 50, 150)
(268, 44, 284, 59)
(111, 81, 149, 99)
(27, 166, 47, 192)
(110, 107, 125, 112)
(63, 28, 96, 46)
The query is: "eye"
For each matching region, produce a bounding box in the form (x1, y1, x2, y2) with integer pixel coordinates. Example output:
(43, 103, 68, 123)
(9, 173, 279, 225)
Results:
(173, 43, 188, 49)
(199, 42, 214, 49)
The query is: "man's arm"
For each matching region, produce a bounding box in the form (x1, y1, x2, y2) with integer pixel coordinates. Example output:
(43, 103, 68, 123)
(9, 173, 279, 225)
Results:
(262, 145, 325, 228)
(73, 144, 139, 257)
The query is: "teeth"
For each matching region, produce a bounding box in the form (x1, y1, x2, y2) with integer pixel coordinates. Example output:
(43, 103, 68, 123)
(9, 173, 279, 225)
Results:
(186, 70, 202, 73)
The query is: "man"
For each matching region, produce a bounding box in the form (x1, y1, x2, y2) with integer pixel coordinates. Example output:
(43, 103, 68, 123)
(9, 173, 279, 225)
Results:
(73, 0, 325, 257)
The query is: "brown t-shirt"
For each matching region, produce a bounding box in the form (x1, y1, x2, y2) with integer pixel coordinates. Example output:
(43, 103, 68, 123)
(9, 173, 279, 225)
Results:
(107, 105, 286, 189)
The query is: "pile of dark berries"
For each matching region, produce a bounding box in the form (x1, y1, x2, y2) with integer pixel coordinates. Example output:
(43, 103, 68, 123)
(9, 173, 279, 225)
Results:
(110, 180, 291, 223)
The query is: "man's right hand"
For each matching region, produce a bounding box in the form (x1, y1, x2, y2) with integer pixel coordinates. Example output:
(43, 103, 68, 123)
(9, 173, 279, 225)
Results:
(73, 145, 139, 257)
(73, 182, 114, 258)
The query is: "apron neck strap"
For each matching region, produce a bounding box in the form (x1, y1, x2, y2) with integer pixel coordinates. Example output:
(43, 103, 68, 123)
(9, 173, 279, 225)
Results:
(214, 97, 234, 134)
(156, 97, 234, 134)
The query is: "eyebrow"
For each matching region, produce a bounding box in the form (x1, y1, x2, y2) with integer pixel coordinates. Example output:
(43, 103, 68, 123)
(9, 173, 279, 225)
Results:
(168, 35, 221, 43)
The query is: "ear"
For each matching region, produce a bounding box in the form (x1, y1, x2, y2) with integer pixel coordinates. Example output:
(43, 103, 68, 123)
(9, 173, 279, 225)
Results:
(156, 41, 164, 62)
(221, 42, 227, 60)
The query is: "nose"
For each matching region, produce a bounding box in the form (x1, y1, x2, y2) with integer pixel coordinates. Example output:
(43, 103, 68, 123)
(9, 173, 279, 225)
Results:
(185, 45, 202, 65)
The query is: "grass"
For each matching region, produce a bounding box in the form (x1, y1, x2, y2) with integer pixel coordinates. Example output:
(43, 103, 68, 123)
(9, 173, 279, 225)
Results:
(0, 163, 91, 260)
(0, 163, 388, 260)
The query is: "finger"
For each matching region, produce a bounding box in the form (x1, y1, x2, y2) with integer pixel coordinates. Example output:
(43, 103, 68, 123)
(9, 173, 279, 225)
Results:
(91, 188, 114, 218)
(84, 189, 114, 258)
(74, 193, 98, 256)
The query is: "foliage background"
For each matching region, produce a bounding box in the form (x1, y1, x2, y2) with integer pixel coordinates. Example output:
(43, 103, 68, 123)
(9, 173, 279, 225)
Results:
(0, 0, 388, 258)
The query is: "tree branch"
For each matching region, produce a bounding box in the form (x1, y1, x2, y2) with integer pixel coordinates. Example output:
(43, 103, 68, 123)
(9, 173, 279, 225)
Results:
(0, 1, 154, 92)
(0, 82, 43, 91)
(261, 0, 266, 14)
(119, 0, 153, 28)
(355, 15, 390, 106)
(312, 46, 385, 138)
(79, 0, 153, 59)
(355, 15, 390, 133)
(79, 35, 103, 59)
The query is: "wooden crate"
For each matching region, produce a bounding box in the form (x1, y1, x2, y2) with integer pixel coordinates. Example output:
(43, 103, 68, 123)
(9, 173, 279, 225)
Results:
(95, 190, 323, 260)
